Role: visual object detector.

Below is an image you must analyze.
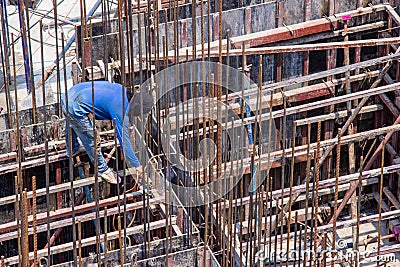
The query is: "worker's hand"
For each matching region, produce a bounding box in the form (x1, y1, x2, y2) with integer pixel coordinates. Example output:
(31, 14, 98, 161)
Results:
(135, 165, 143, 177)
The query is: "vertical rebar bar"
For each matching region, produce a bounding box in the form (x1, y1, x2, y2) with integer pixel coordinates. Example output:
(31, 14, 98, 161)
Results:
(89, 16, 102, 264)
(104, 207, 108, 267)
(322, 232, 327, 267)
(101, 0, 109, 81)
(298, 219, 302, 267)
(78, 220, 82, 267)
(21, 190, 29, 267)
(287, 121, 297, 267)
(24, 0, 36, 123)
(217, 2, 223, 261)
(32, 176, 38, 266)
(53, 0, 62, 116)
(11, 32, 25, 265)
(332, 128, 341, 267)
(356, 146, 364, 267)
(65, 26, 78, 264)
(11, 33, 23, 195)
(313, 121, 321, 267)
(118, 215, 124, 266)
(40, 19, 52, 265)
(14, 175, 22, 265)
(80, 0, 88, 81)
(377, 140, 385, 265)
(16, 0, 34, 96)
(279, 92, 287, 267)
(0, 0, 12, 128)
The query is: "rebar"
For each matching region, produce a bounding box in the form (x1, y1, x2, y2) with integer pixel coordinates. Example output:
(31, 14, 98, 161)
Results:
(32, 176, 38, 266)
(1, 3, 400, 267)
(78, 220, 82, 267)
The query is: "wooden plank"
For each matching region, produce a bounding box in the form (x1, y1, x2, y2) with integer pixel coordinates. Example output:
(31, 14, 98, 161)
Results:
(254, 53, 400, 96)
(240, 177, 379, 235)
(164, 53, 400, 133)
(295, 104, 382, 126)
(172, 4, 387, 55)
(0, 140, 116, 175)
(379, 93, 400, 117)
(168, 123, 400, 180)
(373, 191, 400, 235)
(216, 160, 400, 211)
(216, 166, 383, 210)
(166, 38, 400, 61)
(0, 199, 153, 242)
(247, 82, 400, 124)
(383, 187, 400, 210)
(0, 177, 94, 206)
(241, 207, 331, 235)
(255, 209, 400, 246)
(3, 217, 177, 265)
(168, 81, 400, 133)
(272, 21, 385, 46)
(0, 191, 148, 233)
(164, 70, 381, 125)
(386, 5, 400, 27)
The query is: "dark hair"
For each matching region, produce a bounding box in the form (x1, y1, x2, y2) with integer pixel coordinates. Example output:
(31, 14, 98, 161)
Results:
(129, 90, 153, 116)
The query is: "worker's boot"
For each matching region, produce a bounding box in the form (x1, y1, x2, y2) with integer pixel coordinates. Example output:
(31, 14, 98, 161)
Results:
(100, 168, 120, 184)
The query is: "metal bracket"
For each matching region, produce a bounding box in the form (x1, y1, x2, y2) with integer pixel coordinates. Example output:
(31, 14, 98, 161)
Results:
(282, 23, 294, 35)
(323, 15, 335, 31)
(322, 79, 335, 96)
(39, 257, 48, 267)
(130, 253, 138, 267)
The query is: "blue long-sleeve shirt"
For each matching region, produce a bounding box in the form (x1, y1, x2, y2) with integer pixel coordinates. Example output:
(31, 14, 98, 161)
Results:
(61, 81, 140, 167)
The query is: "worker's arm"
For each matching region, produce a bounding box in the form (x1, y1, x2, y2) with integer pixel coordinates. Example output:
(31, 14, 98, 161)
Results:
(106, 83, 145, 176)
(114, 112, 141, 168)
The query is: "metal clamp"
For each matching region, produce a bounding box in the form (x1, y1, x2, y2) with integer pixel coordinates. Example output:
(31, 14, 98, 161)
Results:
(322, 79, 335, 96)
(282, 23, 294, 35)
(323, 15, 335, 31)
(39, 257, 48, 267)
(130, 253, 138, 267)
(125, 235, 132, 247)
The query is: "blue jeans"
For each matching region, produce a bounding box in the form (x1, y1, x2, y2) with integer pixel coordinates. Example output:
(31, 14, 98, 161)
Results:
(65, 115, 108, 173)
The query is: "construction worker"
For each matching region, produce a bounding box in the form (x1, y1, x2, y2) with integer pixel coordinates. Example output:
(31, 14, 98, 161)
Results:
(61, 81, 153, 184)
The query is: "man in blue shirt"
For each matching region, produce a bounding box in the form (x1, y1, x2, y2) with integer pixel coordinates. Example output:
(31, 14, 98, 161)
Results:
(61, 81, 152, 184)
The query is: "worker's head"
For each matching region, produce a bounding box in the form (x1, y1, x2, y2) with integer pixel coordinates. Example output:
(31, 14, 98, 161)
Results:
(129, 89, 153, 116)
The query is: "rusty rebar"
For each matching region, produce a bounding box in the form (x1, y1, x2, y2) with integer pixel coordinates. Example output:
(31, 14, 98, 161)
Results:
(104, 207, 108, 267)
(313, 121, 321, 266)
(332, 128, 341, 267)
(118, 215, 124, 266)
(32, 176, 38, 266)
(377, 140, 385, 264)
(78, 220, 82, 267)
(21, 190, 29, 267)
